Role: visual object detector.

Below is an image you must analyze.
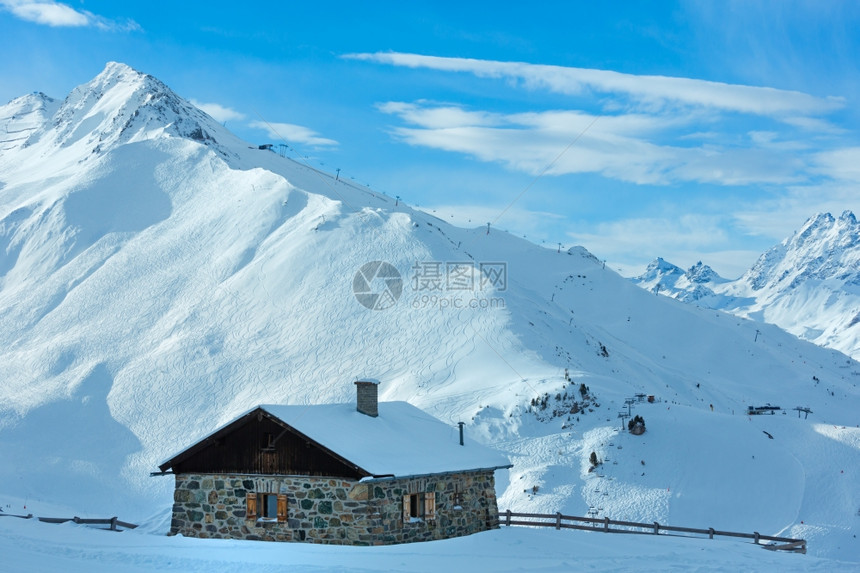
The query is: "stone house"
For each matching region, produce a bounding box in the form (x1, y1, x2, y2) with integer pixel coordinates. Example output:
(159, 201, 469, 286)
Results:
(155, 381, 511, 545)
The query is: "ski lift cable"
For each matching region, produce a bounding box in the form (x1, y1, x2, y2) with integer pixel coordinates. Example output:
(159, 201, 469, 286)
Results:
(466, 323, 546, 402)
(492, 115, 600, 226)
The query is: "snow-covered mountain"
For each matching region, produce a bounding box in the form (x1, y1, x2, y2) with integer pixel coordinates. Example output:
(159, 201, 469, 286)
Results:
(633, 258, 729, 303)
(633, 212, 860, 359)
(1, 63, 858, 564)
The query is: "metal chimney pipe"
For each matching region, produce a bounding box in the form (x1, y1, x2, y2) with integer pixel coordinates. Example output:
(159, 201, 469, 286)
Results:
(458, 422, 465, 446)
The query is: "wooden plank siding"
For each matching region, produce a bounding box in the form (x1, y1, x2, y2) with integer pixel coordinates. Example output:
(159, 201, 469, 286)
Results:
(162, 409, 368, 479)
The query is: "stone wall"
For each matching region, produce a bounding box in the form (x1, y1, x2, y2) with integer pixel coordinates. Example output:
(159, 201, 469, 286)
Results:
(169, 470, 500, 545)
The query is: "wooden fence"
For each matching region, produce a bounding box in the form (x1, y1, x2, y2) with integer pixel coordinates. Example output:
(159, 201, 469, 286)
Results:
(0, 512, 137, 531)
(498, 510, 806, 554)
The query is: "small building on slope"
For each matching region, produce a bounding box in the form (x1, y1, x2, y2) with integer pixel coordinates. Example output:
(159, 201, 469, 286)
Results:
(155, 380, 511, 545)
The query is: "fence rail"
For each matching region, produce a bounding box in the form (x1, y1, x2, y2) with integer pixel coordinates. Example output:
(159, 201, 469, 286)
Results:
(498, 510, 806, 554)
(0, 512, 137, 531)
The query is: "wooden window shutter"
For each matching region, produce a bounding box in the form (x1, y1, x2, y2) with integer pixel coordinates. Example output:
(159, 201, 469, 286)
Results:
(277, 494, 288, 523)
(402, 495, 410, 522)
(246, 493, 257, 521)
(424, 492, 436, 520)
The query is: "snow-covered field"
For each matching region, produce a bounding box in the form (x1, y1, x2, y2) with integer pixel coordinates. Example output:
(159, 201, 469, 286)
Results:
(1, 513, 852, 573)
(1, 63, 859, 570)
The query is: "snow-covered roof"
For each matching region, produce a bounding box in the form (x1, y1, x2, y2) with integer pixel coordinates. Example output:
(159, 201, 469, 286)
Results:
(160, 402, 510, 478)
(264, 402, 510, 477)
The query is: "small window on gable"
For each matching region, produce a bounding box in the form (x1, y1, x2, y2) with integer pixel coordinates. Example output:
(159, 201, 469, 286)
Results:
(261, 432, 276, 451)
(402, 492, 435, 523)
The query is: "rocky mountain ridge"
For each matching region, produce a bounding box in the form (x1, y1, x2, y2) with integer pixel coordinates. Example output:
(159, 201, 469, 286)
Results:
(633, 210, 860, 358)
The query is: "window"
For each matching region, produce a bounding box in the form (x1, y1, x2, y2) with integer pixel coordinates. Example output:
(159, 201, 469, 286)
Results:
(261, 493, 278, 520)
(246, 493, 287, 523)
(261, 432, 276, 451)
(452, 489, 464, 509)
(402, 492, 435, 523)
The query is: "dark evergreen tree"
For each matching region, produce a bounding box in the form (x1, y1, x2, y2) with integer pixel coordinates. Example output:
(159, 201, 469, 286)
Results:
(628, 415, 646, 435)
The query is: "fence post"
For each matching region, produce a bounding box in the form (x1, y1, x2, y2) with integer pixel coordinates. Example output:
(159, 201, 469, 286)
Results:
(754, 531, 760, 545)
(110, 517, 118, 531)
(604, 516, 610, 532)
(653, 521, 659, 534)
(556, 512, 562, 530)
(709, 527, 714, 540)
(505, 509, 511, 526)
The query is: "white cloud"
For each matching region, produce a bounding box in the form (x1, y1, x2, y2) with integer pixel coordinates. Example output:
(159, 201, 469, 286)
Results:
(0, 0, 86, 26)
(348, 53, 852, 189)
(566, 215, 762, 278)
(570, 214, 730, 254)
(377, 101, 502, 129)
(346, 52, 844, 117)
(379, 101, 808, 186)
(190, 100, 245, 123)
(732, 183, 860, 240)
(781, 116, 846, 134)
(812, 147, 860, 182)
(347, 50, 857, 265)
(0, 0, 139, 30)
(248, 120, 338, 148)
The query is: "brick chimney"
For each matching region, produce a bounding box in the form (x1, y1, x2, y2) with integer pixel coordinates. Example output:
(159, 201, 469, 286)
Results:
(354, 380, 379, 417)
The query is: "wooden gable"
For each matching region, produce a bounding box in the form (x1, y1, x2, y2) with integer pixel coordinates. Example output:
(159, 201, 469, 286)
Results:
(159, 408, 369, 479)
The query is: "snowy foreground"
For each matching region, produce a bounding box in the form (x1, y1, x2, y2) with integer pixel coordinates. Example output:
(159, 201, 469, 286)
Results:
(0, 514, 851, 573)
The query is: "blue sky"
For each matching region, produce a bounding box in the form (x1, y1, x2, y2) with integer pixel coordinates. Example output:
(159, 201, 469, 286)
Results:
(1, 1, 858, 277)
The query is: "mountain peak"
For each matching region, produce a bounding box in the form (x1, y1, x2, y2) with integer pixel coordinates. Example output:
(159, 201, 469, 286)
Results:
(685, 261, 722, 284)
(80, 61, 149, 92)
(632, 257, 685, 295)
(0, 92, 59, 152)
(795, 210, 857, 241)
(743, 209, 859, 293)
(643, 257, 683, 275)
(808, 211, 835, 225)
(795, 211, 857, 239)
(100, 61, 143, 79)
(3, 61, 234, 164)
(631, 257, 724, 302)
(57, 61, 219, 149)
